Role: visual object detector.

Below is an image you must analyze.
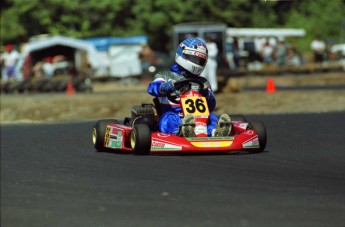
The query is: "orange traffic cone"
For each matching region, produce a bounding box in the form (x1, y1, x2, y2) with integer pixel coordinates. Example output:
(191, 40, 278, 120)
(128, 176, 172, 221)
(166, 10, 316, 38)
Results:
(66, 81, 76, 95)
(266, 78, 276, 93)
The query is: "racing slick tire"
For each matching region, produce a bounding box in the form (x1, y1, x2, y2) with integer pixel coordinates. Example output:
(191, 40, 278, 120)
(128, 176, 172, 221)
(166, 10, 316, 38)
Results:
(248, 121, 267, 152)
(131, 124, 151, 155)
(229, 114, 247, 122)
(93, 119, 119, 152)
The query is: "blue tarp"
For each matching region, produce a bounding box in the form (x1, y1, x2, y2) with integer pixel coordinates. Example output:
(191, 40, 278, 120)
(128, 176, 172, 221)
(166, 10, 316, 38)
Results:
(84, 36, 148, 51)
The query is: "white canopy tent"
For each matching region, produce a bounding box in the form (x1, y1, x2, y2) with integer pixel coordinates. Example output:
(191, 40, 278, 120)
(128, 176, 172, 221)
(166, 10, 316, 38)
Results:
(15, 35, 105, 80)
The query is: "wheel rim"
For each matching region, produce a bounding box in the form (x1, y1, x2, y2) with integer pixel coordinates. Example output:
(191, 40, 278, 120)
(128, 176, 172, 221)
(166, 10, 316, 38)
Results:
(130, 130, 136, 149)
(92, 128, 97, 145)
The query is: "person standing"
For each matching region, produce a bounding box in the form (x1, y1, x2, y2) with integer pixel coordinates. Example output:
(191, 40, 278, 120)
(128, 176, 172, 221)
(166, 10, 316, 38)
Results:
(275, 37, 287, 67)
(200, 36, 219, 93)
(1, 44, 20, 81)
(260, 39, 274, 64)
(138, 43, 155, 71)
(42, 56, 54, 78)
(311, 35, 326, 64)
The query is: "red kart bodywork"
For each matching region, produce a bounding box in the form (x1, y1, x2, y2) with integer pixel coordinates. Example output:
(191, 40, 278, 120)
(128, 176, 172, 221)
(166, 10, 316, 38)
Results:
(103, 121, 261, 154)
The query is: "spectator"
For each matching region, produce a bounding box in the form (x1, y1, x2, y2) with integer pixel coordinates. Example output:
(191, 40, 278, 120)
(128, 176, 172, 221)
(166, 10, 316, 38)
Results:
(275, 37, 287, 67)
(138, 43, 155, 71)
(200, 36, 219, 92)
(226, 38, 241, 73)
(287, 44, 302, 67)
(1, 44, 20, 81)
(311, 35, 326, 64)
(232, 38, 241, 70)
(42, 56, 54, 78)
(260, 39, 274, 64)
(254, 37, 266, 55)
(33, 61, 44, 78)
(52, 55, 71, 75)
(268, 37, 277, 49)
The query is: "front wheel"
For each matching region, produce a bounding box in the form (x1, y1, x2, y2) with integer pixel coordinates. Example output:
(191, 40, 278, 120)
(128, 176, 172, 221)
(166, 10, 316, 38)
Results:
(248, 121, 267, 152)
(131, 124, 151, 155)
(92, 119, 119, 152)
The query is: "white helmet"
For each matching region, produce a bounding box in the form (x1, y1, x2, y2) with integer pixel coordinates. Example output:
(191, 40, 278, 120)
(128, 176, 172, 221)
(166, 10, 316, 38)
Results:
(175, 38, 208, 76)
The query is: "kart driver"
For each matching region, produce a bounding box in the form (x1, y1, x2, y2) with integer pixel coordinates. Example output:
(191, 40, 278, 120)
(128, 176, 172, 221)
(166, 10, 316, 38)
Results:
(147, 38, 232, 137)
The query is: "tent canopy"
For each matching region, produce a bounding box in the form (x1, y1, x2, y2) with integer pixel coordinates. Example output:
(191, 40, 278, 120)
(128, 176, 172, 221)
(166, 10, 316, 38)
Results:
(227, 28, 306, 38)
(84, 36, 148, 52)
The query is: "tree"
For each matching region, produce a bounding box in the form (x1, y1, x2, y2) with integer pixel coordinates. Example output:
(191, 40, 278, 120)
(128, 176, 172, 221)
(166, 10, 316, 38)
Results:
(1, 0, 344, 54)
(284, 0, 345, 52)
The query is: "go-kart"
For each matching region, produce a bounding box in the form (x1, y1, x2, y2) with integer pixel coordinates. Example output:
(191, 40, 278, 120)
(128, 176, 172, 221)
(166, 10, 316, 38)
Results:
(92, 78, 267, 155)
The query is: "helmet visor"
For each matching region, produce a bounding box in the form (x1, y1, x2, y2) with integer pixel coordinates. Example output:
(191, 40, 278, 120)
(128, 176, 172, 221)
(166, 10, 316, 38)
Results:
(184, 54, 207, 67)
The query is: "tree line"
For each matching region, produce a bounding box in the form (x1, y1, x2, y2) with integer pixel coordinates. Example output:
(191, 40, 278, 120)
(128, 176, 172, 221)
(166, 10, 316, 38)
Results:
(1, 0, 344, 53)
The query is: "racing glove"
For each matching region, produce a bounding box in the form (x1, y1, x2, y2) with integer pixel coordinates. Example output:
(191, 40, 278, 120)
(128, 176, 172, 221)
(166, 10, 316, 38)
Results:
(159, 80, 176, 95)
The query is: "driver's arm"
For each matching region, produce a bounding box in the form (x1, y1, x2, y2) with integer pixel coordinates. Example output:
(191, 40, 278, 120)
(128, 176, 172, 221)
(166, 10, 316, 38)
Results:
(199, 81, 216, 112)
(205, 88, 216, 112)
(147, 73, 175, 97)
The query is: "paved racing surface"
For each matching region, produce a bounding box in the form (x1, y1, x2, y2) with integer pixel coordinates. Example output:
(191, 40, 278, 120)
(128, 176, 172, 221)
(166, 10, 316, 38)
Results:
(1, 112, 345, 227)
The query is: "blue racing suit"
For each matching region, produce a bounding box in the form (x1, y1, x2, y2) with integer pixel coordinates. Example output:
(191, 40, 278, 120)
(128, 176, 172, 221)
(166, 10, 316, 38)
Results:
(147, 64, 219, 136)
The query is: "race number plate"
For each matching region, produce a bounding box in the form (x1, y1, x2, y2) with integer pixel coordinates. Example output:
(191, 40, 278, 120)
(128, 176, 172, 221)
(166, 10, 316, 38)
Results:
(181, 96, 209, 116)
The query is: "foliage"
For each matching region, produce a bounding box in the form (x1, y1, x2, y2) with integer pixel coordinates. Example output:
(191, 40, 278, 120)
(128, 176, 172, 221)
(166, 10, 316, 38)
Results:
(284, 0, 345, 52)
(1, 0, 344, 53)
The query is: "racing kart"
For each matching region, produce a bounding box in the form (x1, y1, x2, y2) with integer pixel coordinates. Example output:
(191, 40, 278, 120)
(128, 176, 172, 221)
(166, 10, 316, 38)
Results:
(92, 78, 267, 155)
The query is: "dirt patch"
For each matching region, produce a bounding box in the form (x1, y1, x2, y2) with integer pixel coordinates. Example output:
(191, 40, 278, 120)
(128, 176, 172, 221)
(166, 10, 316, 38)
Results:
(1, 72, 344, 124)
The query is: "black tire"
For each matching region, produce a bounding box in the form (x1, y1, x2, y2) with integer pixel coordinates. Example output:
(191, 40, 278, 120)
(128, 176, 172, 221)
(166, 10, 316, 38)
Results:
(36, 79, 50, 92)
(42, 81, 54, 92)
(16, 80, 30, 93)
(56, 79, 68, 92)
(229, 114, 247, 122)
(4, 81, 22, 93)
(131, 124, 151, 155)
(92, 119, 119, 152)
(248, 121, 267, 152)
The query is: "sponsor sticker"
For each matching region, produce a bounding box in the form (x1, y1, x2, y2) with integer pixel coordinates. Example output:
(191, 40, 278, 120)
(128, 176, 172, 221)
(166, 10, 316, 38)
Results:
(151, 140, 182, 151)
(157, 133, 170, 138)
(183, 49, 207, 59)
(107, 129, 123, 149)
(152, 141, 165, 148)
(239, 123, 248, 129)
(244, 130, 254, 135)
(195, 122, 207, 134)
(242, 136, 260, 148)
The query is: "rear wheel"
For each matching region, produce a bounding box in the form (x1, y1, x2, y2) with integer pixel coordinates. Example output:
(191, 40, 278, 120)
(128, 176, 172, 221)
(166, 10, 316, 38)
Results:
(248, 121, 267, 152)
(92, 119, 119, 152)
(131, 124, 151, 155)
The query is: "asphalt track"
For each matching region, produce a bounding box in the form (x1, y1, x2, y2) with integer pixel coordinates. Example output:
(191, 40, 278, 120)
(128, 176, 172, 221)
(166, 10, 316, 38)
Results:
(1, 112, 345, 227)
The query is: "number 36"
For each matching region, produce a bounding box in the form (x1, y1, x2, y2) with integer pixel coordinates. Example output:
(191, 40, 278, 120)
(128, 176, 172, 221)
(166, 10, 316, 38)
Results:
(184, 98, 206, 113)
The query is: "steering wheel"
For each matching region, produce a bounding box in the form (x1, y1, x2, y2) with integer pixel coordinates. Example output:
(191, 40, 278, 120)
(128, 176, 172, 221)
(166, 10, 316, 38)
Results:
(174, 78, 205, 92)
(166, 78, 205, 104)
